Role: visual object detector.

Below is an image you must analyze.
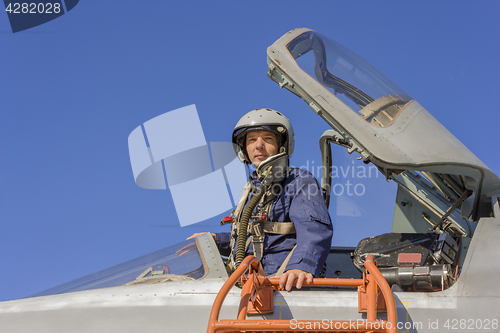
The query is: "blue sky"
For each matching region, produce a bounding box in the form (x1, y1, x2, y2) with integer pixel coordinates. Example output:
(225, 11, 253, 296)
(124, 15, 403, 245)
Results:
(1, 1, 499, 301)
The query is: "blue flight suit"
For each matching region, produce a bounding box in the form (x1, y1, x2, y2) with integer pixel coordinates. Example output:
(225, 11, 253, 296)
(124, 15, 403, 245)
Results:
(215, 168, 333, 277)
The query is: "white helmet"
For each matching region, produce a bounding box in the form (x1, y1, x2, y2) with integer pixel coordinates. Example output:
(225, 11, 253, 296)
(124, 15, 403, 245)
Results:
(232, 108, 295, 164)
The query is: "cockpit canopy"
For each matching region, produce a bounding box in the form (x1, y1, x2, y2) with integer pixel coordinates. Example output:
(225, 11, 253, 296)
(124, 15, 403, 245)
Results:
(287, 30, 411, 127)
(267, 28, 500, 221)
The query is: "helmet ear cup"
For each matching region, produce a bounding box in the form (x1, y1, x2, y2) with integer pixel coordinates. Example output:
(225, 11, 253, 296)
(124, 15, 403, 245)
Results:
(237, 150, 247, 163)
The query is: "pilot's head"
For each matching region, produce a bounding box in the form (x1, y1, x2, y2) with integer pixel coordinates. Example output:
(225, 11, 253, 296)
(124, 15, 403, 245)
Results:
(232, 108, 294, 168)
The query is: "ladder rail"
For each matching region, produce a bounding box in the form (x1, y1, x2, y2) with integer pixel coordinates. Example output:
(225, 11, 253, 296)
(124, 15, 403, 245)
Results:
(207, 256, 260, 332)
(207, 254, 398, 333)
(364, 254, 398, 330)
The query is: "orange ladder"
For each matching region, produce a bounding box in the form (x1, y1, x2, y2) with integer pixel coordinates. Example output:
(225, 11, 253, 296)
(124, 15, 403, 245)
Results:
(207, 254, 398, 333)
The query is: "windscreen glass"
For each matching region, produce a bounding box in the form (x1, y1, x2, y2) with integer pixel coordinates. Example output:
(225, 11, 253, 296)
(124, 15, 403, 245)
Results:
(29, 238, 205, 297)
(287, 31, 412, 127)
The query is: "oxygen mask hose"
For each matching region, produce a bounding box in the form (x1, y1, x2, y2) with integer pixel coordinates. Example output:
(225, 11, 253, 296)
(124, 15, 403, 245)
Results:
(234, 166, 272, 269)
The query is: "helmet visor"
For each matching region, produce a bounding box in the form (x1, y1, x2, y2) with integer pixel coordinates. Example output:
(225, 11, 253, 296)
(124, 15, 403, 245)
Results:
(233, 125, 286, 144)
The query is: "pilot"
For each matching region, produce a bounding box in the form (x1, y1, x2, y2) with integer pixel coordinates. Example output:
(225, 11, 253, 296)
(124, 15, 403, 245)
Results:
(218, 108, 333, 291)
(191, 109, 333, 291)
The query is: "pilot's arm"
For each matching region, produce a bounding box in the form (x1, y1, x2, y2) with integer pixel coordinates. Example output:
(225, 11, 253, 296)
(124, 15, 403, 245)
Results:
(279, 170, 333, 290)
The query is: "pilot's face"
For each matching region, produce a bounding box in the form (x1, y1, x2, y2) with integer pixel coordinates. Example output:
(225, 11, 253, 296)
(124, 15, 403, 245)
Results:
(245, 130, 279, 167)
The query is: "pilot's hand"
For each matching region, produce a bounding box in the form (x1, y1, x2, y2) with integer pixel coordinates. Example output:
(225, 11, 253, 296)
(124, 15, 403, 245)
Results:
(278, 269, 313, 291)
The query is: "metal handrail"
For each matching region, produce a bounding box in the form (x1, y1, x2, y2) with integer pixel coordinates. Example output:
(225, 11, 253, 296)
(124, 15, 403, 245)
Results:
(364, 254, 398, 330)
(207, 254, 397, 333)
